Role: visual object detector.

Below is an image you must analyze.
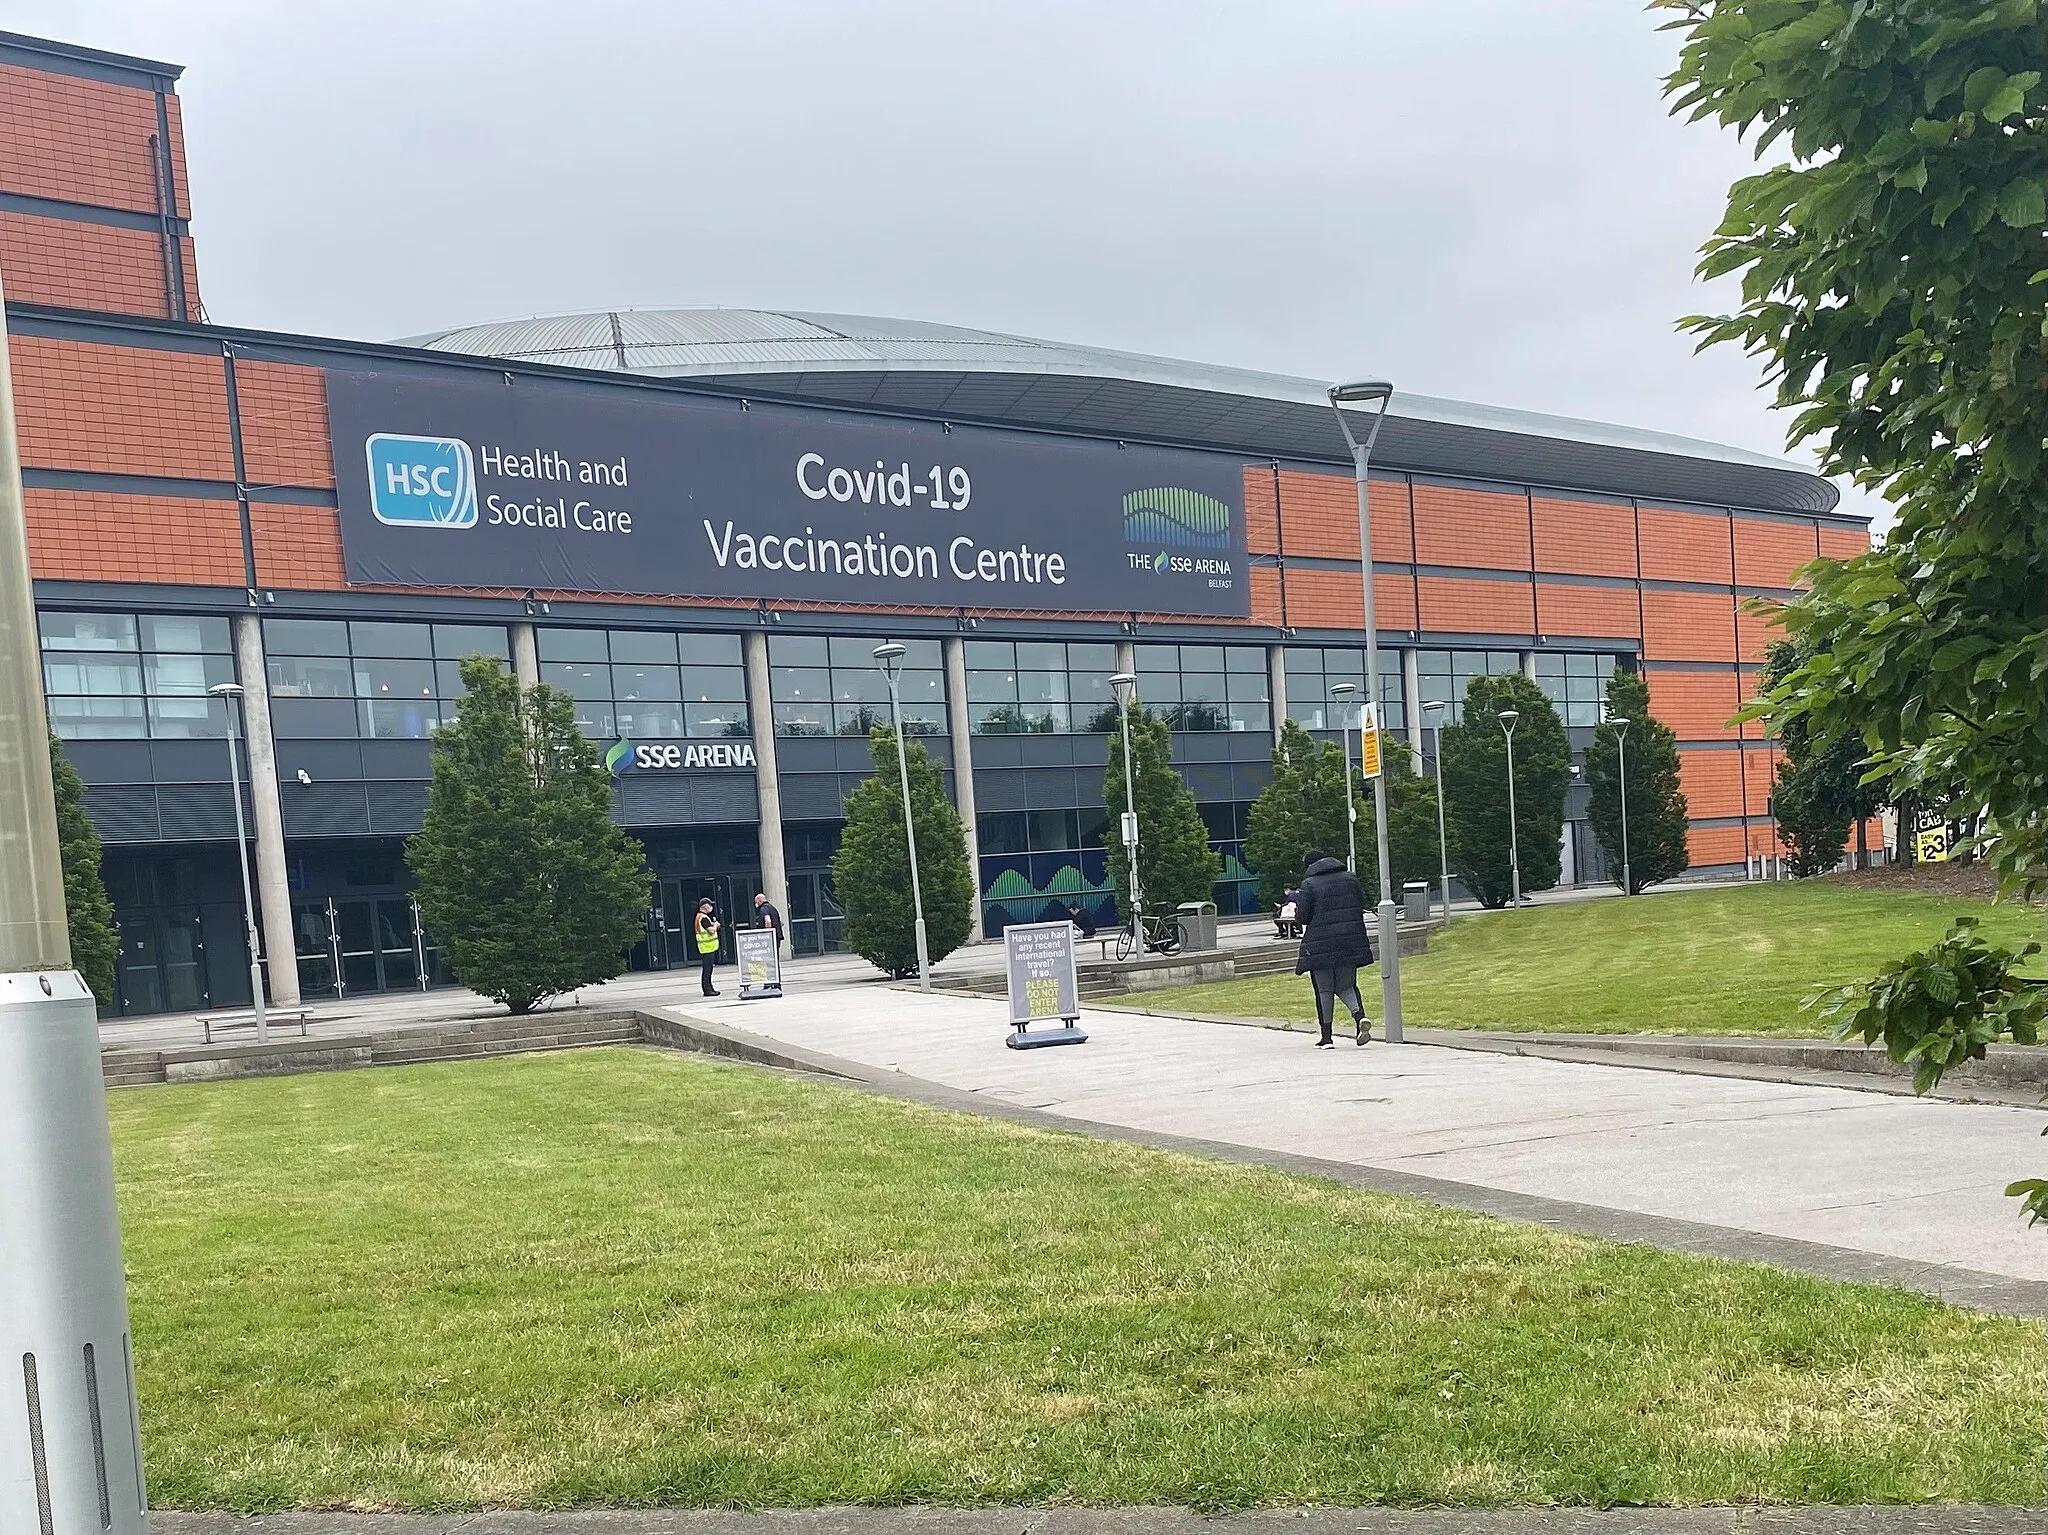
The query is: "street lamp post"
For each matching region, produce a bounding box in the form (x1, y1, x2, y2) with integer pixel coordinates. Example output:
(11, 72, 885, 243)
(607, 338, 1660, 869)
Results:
(1610, 714, 1633, 896)
(1109, 671, 1142, 955)
(1424, 699, 1452, 922)
(208, 680, 268, 1042)
(1327, 377, 1403, 1043)
(1329, 681, 1359, 875)
(871, 644, 929, 994)
(1498, 707, 1522, 909)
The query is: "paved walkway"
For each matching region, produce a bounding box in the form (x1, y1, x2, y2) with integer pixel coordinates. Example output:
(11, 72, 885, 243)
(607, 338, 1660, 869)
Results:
(660, 982, 2048, 1304)
(147, 1503, 2043, 1533)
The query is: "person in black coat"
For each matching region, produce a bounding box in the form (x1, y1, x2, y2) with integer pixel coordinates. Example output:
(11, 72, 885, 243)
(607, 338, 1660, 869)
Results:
(1293, 850, 1375, 1047)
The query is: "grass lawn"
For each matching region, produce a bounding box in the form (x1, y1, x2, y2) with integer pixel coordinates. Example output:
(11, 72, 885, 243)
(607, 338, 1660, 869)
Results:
(1138, 878, 2048, 1037)
(114, 1047, 2042, 1511)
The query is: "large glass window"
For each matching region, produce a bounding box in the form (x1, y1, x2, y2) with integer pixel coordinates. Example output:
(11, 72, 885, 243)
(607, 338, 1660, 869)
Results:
(976, 805, 1114, 935)
(1132, 643, 1269, 732)
(538, 629, 747, 740)
(1414, 649, 1524, 725)
(1283, 647, 1405, 736)
(267, 618, 509, 739)
(963, 640, 1119, 734)
(1535, 651, 1622, 728)
(1201, 800, 1262, 917)
(42, 609, 234, 739)
(769, 635, 943, 737)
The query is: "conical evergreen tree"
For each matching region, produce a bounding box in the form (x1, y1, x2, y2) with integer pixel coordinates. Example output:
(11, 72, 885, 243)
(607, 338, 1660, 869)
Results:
(407, 657, 649, 1014)
(832, 724, 975, 977)
(1584, 670, 1690, 893)
(1439, 673, 1570, 908)
(1102, 704, 1222, 929)
(50, 734, 117, 1007)
(1243, 719, 1350, 908)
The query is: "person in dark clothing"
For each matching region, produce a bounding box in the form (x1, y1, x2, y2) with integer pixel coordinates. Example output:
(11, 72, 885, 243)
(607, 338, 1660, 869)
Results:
(1067, 902, 1097, 940)
(694, 898, 721, 996)
(1293, 850, 1374, 1047)
(753, 891, 785, 951)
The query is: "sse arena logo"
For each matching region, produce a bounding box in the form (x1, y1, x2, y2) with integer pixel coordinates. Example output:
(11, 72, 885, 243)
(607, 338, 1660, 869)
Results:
(1121, 486, 1235, 586)
(366, 434, 478, 528)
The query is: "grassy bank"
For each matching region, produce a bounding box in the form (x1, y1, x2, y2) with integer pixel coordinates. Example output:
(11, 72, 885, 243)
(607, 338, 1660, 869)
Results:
(1139, 878, 2044, 1036)
(115, 1047, 2042, 1510)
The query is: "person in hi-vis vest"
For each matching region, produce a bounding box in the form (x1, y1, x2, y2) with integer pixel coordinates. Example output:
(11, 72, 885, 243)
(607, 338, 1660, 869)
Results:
(694, 898, 721, 996)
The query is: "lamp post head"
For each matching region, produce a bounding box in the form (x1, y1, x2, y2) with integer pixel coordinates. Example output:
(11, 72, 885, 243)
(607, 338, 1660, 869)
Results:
(1610, 715, 1631, 734)
(1109, 671, 1138, 708)
(207, 682, 244, 698)
(872, 641, 905, 681)
(1327, 681, 1356, 697)
(1497, 708, 1519, 735)
(1423, 700, 1447, 717)
(1328, 379, 1395, 405)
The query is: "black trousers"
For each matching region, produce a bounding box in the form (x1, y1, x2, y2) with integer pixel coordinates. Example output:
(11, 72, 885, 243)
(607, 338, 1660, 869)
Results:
(699, 952, 717, 994)
(1309, 966, 1364, 1039)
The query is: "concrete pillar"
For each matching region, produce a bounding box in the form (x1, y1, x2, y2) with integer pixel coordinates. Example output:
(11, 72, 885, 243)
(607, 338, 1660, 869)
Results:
(1115, 639, 1136, 694)
(232, 613, 300, 1006)
(743, 630, 790, 955)
(1264, 643, 1288, 742)
(1522, 651, 1539, 684)
(942, 637, 985, 940)
(510, 622, 539, 688)
(1402, 647, 1424, 771)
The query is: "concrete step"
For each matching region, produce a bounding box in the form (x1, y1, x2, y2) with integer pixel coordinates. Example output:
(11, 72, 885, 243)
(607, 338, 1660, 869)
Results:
(370, 1035, 642, 1068)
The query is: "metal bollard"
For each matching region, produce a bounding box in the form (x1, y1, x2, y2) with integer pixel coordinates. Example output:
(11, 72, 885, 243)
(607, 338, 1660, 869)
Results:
(0, 970, 148, 1535)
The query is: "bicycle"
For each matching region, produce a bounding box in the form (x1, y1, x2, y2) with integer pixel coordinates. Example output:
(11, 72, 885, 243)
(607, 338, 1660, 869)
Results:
(1113, 910, 1183, 961)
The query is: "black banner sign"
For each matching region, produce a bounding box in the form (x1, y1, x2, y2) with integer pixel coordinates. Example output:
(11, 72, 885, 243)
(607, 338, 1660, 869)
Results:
(326, 369, 1250, 617)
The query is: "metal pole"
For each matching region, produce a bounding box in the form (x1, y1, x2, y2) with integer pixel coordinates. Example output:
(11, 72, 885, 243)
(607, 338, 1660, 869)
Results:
(1617, 721, 1633, 897)
(1502, 718, 1522, 908)
(1328, 381, 1402, 1042)
(211, 685, 267, 1042)
(878, 653, 929, 994)
(1431, 712, 1451, 922)
(1119, 695, 1141, 952)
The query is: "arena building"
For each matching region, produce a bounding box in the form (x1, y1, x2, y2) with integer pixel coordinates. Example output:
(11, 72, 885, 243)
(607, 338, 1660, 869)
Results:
(0, 30, 1864, 1016)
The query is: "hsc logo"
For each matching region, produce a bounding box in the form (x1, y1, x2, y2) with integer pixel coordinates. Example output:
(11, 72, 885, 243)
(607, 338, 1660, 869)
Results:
(366, 434, 478, 528)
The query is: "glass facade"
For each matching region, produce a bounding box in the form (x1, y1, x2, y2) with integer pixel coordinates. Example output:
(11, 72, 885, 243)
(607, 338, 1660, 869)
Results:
(538, 628, 748, 740)
(1202, 801, 1261, 916)
(1535, 651, 1622, 728)
(768, 635, 944, 736)
(41, 610, 235, 739)
(1132, 643, 1270, 732)
(1283, 646, 1406, 736)
(265, 619, 510, 739)
(962, 640, 1119, 734)
(1415, 648, 1525, 724)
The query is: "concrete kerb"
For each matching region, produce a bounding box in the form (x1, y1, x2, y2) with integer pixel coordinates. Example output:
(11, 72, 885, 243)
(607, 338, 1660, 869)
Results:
(634, 1009, 2048, 1319)
(144, 1503, 2048, 1534)
(1087, 1004, 2048, 1110)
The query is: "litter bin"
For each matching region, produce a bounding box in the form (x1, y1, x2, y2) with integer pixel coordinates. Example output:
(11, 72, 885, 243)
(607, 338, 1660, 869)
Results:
(1402, 881, 1431, 923)
(1176, 900, 1218, 952)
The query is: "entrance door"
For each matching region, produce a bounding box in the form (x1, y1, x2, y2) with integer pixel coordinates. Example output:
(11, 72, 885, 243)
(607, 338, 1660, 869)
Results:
(786, 872, 845, 957)
(115, 908, 210, 1016)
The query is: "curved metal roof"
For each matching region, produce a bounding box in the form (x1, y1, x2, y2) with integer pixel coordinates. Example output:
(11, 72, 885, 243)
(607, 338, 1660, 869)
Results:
(404, 308, 1842, 516)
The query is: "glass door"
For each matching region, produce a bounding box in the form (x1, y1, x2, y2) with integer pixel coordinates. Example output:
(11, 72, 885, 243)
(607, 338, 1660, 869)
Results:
(375, 899, 421, 990)
(115, 912, 165, 1015)
(335, 899, 380, 997)
(160, 909, 208, 1012)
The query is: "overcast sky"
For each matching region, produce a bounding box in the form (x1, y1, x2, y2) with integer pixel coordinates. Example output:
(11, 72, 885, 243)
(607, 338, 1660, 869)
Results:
(15, 0, 1881, 522)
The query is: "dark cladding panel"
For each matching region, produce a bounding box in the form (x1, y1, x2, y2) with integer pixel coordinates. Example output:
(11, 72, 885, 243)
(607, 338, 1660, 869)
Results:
(83, 783, 159, 843)
(155, 782, 238, 840)
(687, 773, 759, 825)
(281, 783, 372, 837)
(366, 780, 429, 833)
(973, 767, 1028, 812)
(768, 774, 844, 822)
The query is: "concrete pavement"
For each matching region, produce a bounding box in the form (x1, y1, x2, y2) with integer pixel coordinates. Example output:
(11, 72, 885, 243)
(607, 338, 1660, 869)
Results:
(658, 980, 2048, 1303)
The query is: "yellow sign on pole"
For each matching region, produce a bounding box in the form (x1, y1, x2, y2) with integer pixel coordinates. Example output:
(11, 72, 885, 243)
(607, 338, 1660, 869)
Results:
(1358, 701, 1383, 778)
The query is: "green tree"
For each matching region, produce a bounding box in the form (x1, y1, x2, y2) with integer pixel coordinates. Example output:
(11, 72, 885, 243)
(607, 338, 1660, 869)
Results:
(1759, 638, 1885, 876)
(1663, 2, 2048, 1211)
(1439, 674, 1569, 908)
(51, 735, 117, 1006)
(832, 724, 975, 978)
(1102, 705, 1222, 928)
(1584, 670, 1690, 894)
(407, 657, 649, 1015)
(1362, 749, 1448, 909)
(1243, 719, 1349, 908)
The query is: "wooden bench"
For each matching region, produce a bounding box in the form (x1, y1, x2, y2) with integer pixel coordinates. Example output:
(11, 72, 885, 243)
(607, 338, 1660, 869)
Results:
(197, 1008, 315, 1045)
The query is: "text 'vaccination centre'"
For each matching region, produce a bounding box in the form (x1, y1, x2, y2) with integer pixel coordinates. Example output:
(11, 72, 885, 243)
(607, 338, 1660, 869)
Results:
(0, 30, 1866, 1017)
